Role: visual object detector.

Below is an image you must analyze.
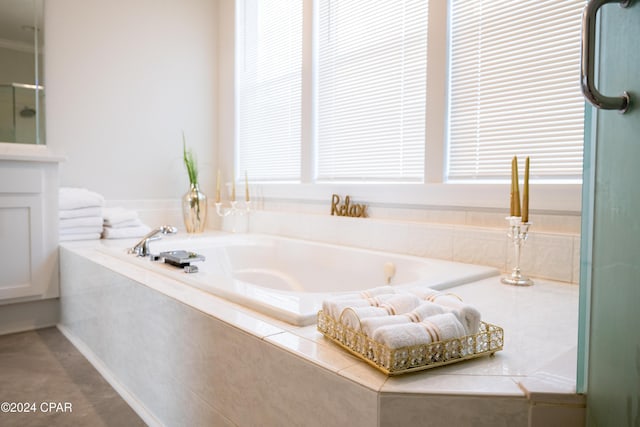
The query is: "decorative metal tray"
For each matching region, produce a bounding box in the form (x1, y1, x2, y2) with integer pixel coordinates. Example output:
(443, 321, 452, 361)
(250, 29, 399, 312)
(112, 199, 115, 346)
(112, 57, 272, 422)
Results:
(317, 310, 504, 375)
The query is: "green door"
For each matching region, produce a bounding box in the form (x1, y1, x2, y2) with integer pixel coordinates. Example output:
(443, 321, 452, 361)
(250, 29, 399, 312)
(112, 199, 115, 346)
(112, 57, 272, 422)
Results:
(578, 1, 640, 425)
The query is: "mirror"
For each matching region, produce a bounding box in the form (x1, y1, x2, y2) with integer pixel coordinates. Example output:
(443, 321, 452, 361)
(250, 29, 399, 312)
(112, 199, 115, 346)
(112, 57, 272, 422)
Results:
(0, 0, 44, 145)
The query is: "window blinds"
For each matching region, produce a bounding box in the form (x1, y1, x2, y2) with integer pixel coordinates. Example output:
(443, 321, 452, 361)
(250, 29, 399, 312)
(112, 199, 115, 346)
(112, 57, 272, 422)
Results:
(447, 0, 586, 181)
(316, 0, 429, 181)
(237, 0, 302, 181)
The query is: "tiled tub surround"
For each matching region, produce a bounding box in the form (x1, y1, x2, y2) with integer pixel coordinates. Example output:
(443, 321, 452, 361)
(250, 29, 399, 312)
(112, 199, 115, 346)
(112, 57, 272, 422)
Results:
(112, 199, 580, 284)
(59, 238, 583, 427)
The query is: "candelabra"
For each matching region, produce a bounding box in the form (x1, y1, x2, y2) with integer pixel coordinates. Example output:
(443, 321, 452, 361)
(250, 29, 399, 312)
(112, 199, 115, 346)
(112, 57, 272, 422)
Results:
(501, 216, 533, 286)
(215, 200, 251, 233)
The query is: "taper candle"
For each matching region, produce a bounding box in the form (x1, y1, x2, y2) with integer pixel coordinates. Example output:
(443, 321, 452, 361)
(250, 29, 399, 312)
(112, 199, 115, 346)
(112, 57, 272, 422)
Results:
(231, 175, 236, 201)
(510, 157, 516, 216)
(522, 157, 529, 223)
(215, 169, 221, 203)
(245, 171, 250, 202)
(513, 156, 521, 217)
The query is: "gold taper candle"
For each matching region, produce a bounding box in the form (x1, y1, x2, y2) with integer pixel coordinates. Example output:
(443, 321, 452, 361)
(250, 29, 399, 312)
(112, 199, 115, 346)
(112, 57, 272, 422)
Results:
(215, 169, 221, 203)
(245, 171, 250, 202)
(522, 157, 529, 223)
(513, 156, 521, 217)
(510, 156, 516, 216)
(231, 174, 236, 201)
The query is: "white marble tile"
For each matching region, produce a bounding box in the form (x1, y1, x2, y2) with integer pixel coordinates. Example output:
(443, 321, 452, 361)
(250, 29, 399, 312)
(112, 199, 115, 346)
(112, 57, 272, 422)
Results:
(404, 222, 454, 260)
(529, 403, 586, 427)
(382, 372, 525, 396)
(379, 393, 529, 427)
(265, 332, 360, 372)
(453, 227, 508, 270)
(337, 360, 390, 392)
(513, 232, 574, 283)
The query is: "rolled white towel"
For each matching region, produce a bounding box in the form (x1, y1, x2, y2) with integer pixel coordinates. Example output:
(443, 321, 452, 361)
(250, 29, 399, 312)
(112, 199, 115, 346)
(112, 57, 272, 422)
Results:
(330, 285, 396, 301)
(59, 187, 105, 210)
(60, 216, 104, 230)
(374, 293, 422, 315)
(361, 315, 412, 338)
(59, 206, 103, 219)
(340, 306, 391, 330)
(372, 322, 434, 349)
(103, 207, 140, 227)
(359, 301, 446, 337)
(373, 312, 466, 349)
(406, 285, 440, 301)
(423, 312, 467, 341)
(101, 224, 151, 240)
(322, 298, 373, 320)
(429, 295, 481, 335)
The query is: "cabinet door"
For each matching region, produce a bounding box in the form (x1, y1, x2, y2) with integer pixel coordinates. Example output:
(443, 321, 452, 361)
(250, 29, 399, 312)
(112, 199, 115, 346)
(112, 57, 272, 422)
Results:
(0, 164, 52, 301)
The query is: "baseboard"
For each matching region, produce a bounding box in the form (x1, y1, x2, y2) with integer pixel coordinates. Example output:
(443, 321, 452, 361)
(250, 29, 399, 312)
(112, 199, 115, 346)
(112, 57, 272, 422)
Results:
(0, 299, 60, 336)
(56, 324, 162, 427)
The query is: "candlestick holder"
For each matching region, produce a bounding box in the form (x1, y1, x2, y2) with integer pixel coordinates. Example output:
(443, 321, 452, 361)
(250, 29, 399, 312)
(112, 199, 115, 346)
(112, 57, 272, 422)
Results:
(215, 200, 251, 233)
(501, 216, 534, 286)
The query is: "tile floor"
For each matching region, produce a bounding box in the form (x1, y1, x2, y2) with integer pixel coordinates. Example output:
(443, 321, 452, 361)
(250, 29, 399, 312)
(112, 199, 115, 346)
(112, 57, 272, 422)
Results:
(0, 327, 145, 427)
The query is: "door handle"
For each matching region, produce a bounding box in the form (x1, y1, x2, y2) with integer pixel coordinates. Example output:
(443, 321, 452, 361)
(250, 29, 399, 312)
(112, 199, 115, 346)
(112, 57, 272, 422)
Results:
(581, 0, 631, 113)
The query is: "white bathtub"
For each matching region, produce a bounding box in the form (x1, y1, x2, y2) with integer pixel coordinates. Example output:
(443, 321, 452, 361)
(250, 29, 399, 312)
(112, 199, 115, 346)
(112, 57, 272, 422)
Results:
(103, 233, 498, 325)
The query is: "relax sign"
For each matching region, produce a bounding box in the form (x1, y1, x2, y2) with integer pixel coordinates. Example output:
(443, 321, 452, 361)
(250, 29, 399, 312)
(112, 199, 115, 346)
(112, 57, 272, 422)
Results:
(330, 194, 368, 218)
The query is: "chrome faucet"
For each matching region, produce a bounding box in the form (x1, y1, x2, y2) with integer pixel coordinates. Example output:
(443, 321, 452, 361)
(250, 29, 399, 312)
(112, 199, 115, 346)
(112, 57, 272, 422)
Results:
(128, 225, 178, 257)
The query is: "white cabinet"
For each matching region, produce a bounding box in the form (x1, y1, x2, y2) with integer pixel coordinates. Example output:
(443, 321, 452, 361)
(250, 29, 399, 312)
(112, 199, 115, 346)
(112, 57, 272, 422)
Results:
(0, 144, 62, 303)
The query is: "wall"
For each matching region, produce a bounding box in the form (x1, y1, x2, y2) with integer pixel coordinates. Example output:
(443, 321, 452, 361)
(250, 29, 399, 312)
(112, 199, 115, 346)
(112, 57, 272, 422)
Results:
(44, 0, 218, 201)
(0, 47, 35, 84)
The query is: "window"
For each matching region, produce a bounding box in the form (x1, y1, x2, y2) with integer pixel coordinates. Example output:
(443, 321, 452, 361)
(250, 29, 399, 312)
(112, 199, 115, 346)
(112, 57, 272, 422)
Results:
(447, 0, 586, 181)
(316, 0, 428, 182)
(236, 0, 429, 183)
(237, 0, 302, 181)
(232, 0, 585, 210)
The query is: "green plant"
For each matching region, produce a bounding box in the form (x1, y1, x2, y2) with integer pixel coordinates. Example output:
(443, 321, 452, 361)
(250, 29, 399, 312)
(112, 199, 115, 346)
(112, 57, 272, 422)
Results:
(182, 131, 198, 186)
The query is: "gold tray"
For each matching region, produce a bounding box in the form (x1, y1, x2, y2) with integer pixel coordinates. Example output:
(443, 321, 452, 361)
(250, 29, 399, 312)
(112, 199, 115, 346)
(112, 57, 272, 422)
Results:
(317, 310, 504, 375)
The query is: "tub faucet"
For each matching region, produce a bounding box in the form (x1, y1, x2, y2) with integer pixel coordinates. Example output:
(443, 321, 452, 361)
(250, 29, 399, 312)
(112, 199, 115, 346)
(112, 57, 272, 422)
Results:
(128, 225, 178, 257)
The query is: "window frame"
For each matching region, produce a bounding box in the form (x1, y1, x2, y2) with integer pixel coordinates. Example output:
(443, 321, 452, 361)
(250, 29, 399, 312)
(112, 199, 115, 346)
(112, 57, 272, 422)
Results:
(221, 0, 582, 214)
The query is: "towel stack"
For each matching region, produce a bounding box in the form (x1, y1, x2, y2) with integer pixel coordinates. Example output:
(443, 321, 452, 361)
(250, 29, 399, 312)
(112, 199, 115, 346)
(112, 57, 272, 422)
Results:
(59, 187, 105, 241)
(102, 207, 151, 239)
(322, 284, 482, 349)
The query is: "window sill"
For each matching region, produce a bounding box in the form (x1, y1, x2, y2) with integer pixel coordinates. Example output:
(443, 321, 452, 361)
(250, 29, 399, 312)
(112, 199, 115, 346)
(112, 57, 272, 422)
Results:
(253, 182, 582, 214)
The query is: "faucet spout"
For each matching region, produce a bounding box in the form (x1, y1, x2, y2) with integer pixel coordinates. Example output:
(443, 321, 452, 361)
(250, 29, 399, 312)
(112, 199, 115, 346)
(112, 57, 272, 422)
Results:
(128, 225, 178, 257)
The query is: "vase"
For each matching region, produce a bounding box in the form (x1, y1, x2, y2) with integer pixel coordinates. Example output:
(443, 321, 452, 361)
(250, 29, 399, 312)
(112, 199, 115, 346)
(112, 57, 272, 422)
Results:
(182, 183, 207, 233)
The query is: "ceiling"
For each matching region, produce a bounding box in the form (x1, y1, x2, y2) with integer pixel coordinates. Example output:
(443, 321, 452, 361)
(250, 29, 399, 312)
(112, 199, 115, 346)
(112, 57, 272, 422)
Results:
(0, 0, 42, 47)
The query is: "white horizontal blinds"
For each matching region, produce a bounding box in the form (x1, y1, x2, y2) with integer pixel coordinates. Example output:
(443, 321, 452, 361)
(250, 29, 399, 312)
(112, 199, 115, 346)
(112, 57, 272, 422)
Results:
(316, 0, 428, 182)
(447, 0, 586, 180)
(237, 0, 302, 181)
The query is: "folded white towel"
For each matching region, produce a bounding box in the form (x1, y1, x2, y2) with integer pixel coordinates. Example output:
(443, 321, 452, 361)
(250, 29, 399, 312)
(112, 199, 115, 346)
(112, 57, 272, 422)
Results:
(104, 218, 144, 229)
(101, 224, 151, 239)
(428, 295, 481, 335)
(59, 206, 103, 219)
(59, 232, 102, 242)
(372, 313, 466, 349)
(60, 216, 104, 230)
(103, 207, 140, 227)
(60, 226, 104, 235)
(59, 187, 105, 210)
(359, 301, 447, 337)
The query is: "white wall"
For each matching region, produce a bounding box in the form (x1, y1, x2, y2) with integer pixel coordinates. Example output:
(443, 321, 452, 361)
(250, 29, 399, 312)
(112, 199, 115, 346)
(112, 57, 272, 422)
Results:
(45, 0, 218, 200)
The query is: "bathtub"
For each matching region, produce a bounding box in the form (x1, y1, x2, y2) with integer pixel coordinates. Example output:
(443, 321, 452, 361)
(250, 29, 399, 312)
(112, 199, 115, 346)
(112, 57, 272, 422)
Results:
(103, 233, 498, 325)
